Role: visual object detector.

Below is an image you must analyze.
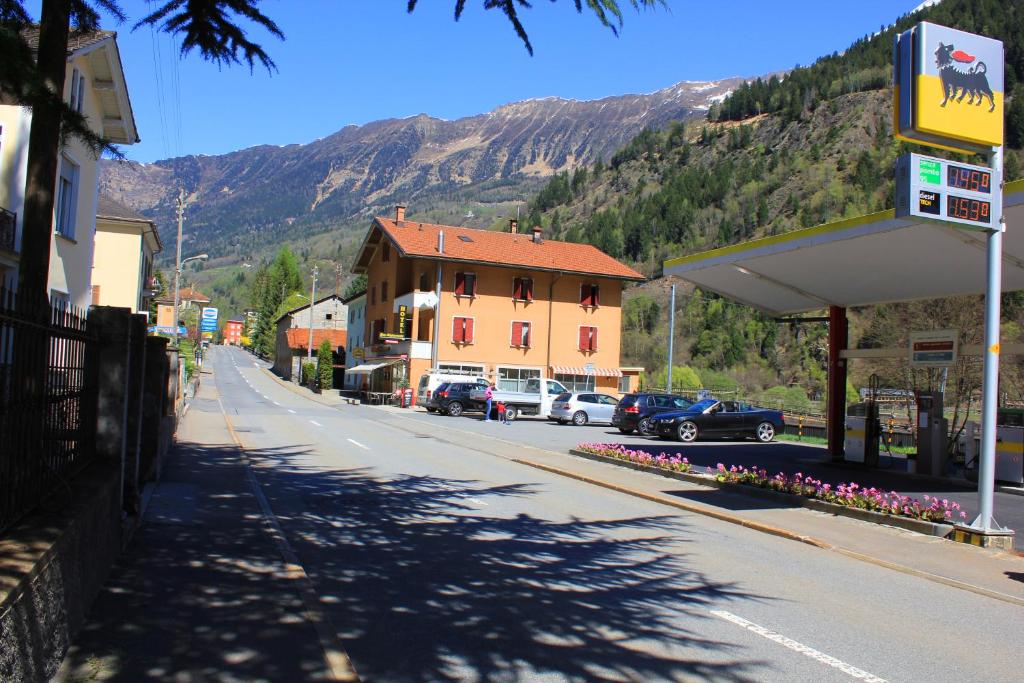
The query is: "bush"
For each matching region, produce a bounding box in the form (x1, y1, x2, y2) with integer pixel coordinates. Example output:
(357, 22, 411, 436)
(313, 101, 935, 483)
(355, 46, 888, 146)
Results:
(317, 340, 333, 390)
(301, 362, 317, 386)
(644, 365, 702, 392)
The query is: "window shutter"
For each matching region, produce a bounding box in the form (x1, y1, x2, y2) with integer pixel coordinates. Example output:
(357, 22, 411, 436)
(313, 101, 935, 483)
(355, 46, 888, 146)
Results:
(465, 317, 474, 343)
(590, 326, 598, 351)
(453, 317, 463, 343)
(525, 279, 533, 302)
(454, 273, 465, 296)
(580, 284, 591, 307)
(592, 285, 600, 307)
(511, 321, 523, 346)
(578, 326, 588, 351)
(513, 278, 522, 300)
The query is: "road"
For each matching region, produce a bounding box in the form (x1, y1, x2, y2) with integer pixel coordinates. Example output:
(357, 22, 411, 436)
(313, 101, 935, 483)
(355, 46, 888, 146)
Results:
(213, 345, 1021, 682)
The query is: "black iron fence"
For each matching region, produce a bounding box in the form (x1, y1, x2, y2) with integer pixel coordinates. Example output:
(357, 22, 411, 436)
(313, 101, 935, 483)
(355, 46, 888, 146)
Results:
(0, 281, 97, 535)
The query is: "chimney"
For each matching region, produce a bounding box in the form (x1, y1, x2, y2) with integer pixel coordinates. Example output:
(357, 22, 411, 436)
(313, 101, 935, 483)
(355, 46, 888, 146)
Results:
(509, 219, 518, 234)
(437, 230, 445, 254)
(395, 205, 406, 224)
(532, 225, 542, 244)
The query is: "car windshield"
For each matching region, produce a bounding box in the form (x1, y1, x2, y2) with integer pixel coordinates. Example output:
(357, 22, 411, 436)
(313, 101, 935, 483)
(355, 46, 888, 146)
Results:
(555, 393, 571, 402)
(690, 399, 717, 412)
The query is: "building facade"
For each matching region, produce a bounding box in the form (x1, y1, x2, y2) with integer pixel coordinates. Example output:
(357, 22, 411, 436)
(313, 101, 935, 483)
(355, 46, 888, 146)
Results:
(351, 206, 645, 395)
(272, 294, 348, 381)
(154, 287, 211, 331)
(342, 290, 367, 390)
(0, 29, 138, 306)
(223, 319, 244, 346)
(91, 196, 160, 314)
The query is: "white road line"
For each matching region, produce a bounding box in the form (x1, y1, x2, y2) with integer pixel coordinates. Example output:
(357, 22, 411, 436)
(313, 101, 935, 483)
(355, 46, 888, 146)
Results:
(309, 420, 323, 427)
(272, 401, 281, 406)
(346, 438, 370, 450)
(710, 610, 887, 682)
(288, 409, 297, 414)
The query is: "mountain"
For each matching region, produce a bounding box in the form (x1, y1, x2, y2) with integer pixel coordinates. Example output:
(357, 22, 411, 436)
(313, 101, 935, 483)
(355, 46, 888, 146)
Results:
(99, 79, 743, 261)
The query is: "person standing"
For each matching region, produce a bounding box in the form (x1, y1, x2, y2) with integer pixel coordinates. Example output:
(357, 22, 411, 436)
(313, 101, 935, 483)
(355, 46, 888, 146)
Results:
(484, 383, 494, 421)
(496, 400, 507, 425)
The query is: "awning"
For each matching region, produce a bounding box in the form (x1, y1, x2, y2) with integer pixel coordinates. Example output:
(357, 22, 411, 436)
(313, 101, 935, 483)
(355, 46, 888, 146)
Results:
(663, 179, 1024, 315)
(551, 365, 623, 377)
(347, 360, 403, 375)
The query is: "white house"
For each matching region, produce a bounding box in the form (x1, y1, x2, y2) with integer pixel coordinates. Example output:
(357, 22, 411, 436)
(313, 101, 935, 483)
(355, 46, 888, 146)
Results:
(0, 28, 138, 307)
(342, 290, 366, 390)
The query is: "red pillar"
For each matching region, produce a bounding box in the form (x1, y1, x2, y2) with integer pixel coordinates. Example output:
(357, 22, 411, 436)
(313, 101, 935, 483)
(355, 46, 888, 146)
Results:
(826, 306, 848, 461)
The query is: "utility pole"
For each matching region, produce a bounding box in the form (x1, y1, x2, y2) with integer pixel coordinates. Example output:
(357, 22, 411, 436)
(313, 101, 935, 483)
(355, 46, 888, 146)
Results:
(666, 284, 676, 392)
(173, 189, 185, 349)
(306, 264, 318, 362)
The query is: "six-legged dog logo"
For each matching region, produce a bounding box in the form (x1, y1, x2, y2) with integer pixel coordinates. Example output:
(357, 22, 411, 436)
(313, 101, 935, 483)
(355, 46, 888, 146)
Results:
(935, 42, 996, 112)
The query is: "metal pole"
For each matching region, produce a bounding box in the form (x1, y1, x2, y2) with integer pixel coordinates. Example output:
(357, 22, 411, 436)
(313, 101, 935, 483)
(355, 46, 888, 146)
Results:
(307, 264, 318, 362)
(970, 145, 1006, 533)
(172, 189, 184, 348)
(430, 262, 442, 369)
(666, 285, 676, 392)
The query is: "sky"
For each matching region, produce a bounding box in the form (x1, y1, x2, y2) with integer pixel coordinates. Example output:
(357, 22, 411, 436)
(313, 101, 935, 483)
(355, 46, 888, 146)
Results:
(51, 1, 929, 163)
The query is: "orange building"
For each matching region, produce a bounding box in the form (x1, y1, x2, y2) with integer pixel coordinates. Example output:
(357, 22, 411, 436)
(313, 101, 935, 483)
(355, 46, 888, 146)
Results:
(223, 319, 244, 346)
(351, 206, 645, 395)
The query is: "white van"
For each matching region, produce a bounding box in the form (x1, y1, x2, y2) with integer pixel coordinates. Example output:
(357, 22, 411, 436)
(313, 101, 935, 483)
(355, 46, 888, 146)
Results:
(417, 371, 488, 410)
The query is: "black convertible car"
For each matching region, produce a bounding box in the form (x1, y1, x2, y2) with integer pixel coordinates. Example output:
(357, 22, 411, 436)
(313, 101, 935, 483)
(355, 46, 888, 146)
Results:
(651, 399, 785, 443)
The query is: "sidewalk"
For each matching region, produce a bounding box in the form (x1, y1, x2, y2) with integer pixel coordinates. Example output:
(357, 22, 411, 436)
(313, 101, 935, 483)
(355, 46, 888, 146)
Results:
(54, 372, 346, 682)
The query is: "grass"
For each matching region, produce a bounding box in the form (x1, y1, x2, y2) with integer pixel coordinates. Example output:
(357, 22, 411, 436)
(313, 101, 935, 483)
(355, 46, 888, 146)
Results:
(776, 432, 916, 456)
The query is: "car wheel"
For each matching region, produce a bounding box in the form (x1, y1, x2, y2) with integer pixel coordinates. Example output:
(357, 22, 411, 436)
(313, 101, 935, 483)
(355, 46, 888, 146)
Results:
(504, 406, 518, 421)
(557, 418, 567, 425)
(447, 401, 464, 417)
(756, 421, 776, 442)
(637, 417, 653, 435)
(618, 428, 634, 435)
(676, 421, 698, 442)
(572, 410, 588, 426)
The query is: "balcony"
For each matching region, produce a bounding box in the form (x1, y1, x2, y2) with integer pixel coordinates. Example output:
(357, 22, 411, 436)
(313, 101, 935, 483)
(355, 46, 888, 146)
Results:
(394, 290, 438, 312)
(0, 208, 15, 253)
(369, 338, 432, 360)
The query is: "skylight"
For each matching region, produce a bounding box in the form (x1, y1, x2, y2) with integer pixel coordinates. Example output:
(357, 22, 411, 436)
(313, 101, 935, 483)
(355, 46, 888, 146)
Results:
(458, 235, 474, 242)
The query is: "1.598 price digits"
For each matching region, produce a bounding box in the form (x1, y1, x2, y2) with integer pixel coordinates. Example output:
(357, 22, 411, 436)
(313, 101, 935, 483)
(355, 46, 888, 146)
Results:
(946, 195, 990, 224)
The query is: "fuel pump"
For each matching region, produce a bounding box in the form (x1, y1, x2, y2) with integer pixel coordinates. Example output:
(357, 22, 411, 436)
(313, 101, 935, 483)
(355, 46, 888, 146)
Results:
(915, 390, 948, 477)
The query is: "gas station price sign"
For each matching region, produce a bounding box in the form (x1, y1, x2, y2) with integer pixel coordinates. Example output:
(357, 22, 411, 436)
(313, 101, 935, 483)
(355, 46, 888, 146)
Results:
(895, 153, 1000, 230)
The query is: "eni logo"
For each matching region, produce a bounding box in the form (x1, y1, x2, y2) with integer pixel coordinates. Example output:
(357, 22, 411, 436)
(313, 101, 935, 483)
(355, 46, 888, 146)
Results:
(935, 42, 996, 112)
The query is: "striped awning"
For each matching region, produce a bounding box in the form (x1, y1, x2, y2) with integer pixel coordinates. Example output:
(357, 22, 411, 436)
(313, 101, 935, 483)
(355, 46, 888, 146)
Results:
(550, 365, 623, 377)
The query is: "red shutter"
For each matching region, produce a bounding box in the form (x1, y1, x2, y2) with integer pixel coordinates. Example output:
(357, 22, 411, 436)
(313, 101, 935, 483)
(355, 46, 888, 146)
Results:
(453, 317, 464, 343)
(511, 321, 523, 346)
(578, 326, 588, 351)
(464, 317, 474, 343)
(454, 273, 465, 296)
(525, 279, 533, 302)
(513, 278, 522, 300)
(590, 326, 598, 351)
(580, 284, 591, 306)
(592, 285, 600, 307)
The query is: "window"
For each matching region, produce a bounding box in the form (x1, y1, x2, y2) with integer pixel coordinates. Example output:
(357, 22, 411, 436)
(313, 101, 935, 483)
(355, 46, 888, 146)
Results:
(349, 309, 354, 323)
(618, 375, 631, 393)
(69, 68, 83, 112)
(370, 286, 376, 305)
(554, 374, 595, 393)
(454, 272, 476, 297)
(381, 280, 388, 302)
(512, 277, 533, 302)
(580, 283, 600, 307)
(382, 241, 390, 262)
(325, 313, 332, 320)
(578, 326, 598, 352)
(419, 271, 431, 292)
(452, 316, 474, 344)
(497, 367, 540, 392)
(55, 155, 79, 239)
(510, 321, 531, 348)
(437, 363, 484, 375)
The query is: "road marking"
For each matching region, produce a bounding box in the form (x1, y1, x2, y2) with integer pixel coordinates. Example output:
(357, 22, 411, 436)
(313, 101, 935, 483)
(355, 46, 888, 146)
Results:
(288, 409, 297, 414)
(253, 362, 259, 367)
(710, 610, 887, 682)
(310, 420, 323, 427)
(272, 401, 281, 406)
(346, 438, 370, 450)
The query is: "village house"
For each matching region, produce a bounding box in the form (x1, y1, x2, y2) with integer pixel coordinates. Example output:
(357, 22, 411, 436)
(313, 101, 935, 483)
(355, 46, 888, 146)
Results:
(223, 319, 244, 346)
(90, 196, 161, 315)
(342, 290, 367, 390)
(154, 286, 210, 332)
(272, 294, 347, 382)
(350, 206, 645, 396)
(0, 29, 138, 307)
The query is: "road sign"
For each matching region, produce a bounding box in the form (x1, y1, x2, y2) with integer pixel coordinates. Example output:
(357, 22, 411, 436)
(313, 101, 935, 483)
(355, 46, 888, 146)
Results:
(909, 329, 958, 367)
(895, 153, 1001, 230)
(150, 325, 187, 336)
(894, 22, 1004, 153)
(200, 306, 218, 332)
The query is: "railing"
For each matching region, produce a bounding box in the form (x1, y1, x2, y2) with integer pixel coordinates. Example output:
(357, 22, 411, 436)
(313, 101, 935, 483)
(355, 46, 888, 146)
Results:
(0, 281, 97, 535)
(0, 208, 15, 253)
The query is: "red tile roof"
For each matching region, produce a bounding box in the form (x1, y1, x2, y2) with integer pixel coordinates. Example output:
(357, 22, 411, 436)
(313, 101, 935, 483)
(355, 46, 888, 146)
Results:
(178, 287, 211, 303)
(367, 217, 645, 281)
(285, 328, 347, 352)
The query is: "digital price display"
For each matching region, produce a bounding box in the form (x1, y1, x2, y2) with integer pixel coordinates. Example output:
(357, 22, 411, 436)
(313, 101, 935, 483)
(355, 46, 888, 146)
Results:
(895, 153, 1001, 230)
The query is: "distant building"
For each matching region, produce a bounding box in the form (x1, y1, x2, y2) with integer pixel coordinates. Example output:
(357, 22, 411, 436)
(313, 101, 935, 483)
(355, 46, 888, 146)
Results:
(155, 287, 211, 330)
(223, 319, 244, 346)
(272, 294, 348, 382)
(91, 196, 161, 315)
(342, 290, 366, 390)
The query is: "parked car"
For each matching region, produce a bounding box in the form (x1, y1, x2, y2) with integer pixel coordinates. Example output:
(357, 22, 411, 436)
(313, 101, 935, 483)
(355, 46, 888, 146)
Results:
(550, 392, 621, 425)
(417, 372, 488, 410)
(422, 382, 451, 412)
(612, 393, 692, 435)
(437, 382, 493, 417)
(468, 378, 569, 420)
(651, 399, 785, 442)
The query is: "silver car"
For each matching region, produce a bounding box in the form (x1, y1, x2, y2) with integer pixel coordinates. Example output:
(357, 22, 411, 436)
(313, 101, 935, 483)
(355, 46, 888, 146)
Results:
(549, 392, 621, 426)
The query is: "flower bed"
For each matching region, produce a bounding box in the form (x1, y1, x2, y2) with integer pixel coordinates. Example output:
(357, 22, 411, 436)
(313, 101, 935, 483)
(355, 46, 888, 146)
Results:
(576, 443, 964, 525)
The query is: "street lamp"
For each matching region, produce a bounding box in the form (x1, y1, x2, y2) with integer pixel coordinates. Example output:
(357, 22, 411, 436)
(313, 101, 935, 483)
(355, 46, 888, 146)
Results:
(173, 253, 208, 348)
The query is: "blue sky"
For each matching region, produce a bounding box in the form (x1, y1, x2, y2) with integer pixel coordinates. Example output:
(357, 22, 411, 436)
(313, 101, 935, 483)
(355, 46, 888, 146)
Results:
(77, 1, 926, 162)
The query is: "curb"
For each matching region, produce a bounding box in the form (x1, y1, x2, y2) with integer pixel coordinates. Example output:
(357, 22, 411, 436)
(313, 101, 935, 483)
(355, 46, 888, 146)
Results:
(568, 449, 955, 539)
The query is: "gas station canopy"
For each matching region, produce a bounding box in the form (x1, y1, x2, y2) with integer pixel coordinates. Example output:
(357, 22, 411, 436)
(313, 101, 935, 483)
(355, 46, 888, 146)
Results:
(664, 179, 1024, 316)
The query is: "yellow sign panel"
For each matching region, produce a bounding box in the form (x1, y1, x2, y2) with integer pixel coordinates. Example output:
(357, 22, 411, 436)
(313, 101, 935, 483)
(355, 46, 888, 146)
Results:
(914, 75, 1003, 148)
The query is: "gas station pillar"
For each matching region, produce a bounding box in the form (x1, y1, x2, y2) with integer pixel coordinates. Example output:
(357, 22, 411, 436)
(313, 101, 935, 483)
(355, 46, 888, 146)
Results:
(826, 306, 848, 461)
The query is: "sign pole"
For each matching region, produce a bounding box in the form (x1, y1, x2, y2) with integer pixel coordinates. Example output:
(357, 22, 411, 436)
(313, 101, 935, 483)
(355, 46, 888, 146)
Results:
(666, 284, 676, 392)
(971, 145, 1007, 533)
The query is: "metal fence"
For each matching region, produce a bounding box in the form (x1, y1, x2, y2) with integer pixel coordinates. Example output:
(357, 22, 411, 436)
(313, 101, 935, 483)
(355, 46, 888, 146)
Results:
(0, 281, 97, 535)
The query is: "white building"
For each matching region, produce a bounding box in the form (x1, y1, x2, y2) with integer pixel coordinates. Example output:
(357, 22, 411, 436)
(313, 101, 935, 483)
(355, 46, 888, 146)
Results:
(342, 290, 366, 390)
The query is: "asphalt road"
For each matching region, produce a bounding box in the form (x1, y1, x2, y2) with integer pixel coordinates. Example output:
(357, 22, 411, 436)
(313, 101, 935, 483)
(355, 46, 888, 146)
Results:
(215, 346, 1023, 682)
